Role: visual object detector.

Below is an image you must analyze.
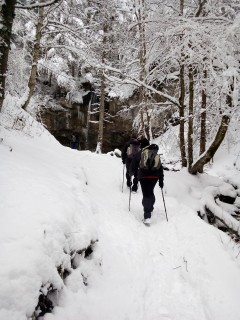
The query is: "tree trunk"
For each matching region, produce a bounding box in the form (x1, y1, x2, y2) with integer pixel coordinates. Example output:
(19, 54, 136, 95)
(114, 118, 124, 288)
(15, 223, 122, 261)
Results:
(139, 106, 145, 138)
(190, 89, 233, 175)
(96, 21, 107, 153)
(188, 64, 194, 170)
(179, 63, 187, 167)
(138, 0, 149, 140)
(22, 5, 44, 110)
(178, 0, 187, 167)
(195, 0, 207, 17)
(180, 0, 184, 15)
(189, 114, 230, 174)
(96, 72, 105, 153)
(0, 0, 16, 112)
(139, 104, 151, 140)
(85, 91, 92, 150)
(144, 105, 151, 141)
(199, 68, 207, 159)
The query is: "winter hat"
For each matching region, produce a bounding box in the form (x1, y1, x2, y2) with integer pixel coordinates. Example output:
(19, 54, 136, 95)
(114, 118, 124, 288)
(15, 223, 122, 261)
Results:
(140, 138, 150, 148)
(131, 133, 138, 139)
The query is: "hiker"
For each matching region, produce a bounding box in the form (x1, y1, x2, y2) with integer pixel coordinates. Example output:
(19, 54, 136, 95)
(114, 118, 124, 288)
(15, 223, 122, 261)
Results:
(70, 133, 80, 150)
(130, 138, 164, 225)
(121, 134, 140, 192)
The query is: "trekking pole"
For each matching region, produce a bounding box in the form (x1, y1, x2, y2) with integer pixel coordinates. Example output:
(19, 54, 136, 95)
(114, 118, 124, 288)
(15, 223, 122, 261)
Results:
(161, 188, 168, 222)
(234, 149, 240, 167)
(122, 164, 125, 192)
(129, 185, 132, 211)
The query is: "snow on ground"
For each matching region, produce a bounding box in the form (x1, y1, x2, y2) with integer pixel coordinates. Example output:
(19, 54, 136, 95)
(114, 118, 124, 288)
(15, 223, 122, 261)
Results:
(1, 105, 240, 320)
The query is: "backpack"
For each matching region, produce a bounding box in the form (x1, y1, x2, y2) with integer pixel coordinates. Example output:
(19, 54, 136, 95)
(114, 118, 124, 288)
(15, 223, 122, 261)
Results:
(139, 144, 161, 171)
(127, 141, 140, 159)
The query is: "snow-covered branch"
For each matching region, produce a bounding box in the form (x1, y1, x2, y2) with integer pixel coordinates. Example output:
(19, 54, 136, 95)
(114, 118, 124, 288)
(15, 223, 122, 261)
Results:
(104, 72, 180, 107)
(202, 186, 240, 237)
(16, 0, 61, 9)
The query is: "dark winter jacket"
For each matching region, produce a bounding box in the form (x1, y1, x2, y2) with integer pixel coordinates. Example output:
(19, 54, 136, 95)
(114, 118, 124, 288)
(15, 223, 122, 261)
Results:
(121, 138, 140, 169)
(130, 147, 164, 188)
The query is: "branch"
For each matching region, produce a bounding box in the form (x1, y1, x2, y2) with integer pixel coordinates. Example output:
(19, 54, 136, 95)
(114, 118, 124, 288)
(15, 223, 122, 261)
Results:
(16, 0, 61, 9)
(190, 16, 233, 24)
(46, 19, 100, 31)
(105, 73, 180, 107)
(195, 0, 207, 17)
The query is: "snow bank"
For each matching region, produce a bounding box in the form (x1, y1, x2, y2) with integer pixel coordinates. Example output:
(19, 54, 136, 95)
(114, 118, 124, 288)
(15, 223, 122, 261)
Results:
(0, 101, 98, 319)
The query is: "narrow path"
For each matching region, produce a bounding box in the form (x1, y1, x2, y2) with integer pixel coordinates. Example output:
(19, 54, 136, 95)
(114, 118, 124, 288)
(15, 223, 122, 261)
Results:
(45, 153, 239, 320)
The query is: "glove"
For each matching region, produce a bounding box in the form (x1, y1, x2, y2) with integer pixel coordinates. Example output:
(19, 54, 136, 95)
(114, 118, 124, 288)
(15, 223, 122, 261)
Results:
(159, 182, 164, 189)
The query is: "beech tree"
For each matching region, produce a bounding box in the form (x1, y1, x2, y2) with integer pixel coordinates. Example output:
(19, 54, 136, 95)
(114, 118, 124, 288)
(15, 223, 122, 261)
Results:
(0, 0, 60, 112)
(0, 0, 17, 111)
(22, 5, 45, 110)
(106, 0, 240, 173)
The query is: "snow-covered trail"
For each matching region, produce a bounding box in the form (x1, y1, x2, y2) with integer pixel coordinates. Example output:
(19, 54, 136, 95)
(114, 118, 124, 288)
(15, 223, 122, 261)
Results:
(1, 107, 240, 320)
(45, 152, 240, 320)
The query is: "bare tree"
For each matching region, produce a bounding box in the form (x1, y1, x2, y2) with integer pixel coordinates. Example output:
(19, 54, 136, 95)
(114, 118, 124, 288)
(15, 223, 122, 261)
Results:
(0, 0, 60, 112)
(0, 0, 17, 111)
(190, 81, 234, 175)
(96, 20, 108, 154)
(22, 5, 44, 110)
(178, 0, 187, 167)
(199, 67, 207, 158)
(190, 114, 231, 174)
(188, 63, 194, 170)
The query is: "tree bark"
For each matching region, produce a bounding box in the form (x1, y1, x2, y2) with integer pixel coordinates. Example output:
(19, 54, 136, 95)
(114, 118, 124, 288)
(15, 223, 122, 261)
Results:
(22, 5, 44, 110)
(199, 68, 207, 159)
(96, 72, 105, 153)
(195, 0, 207, 17)
(96, 22, 107, 153)
(190, 89, 233, 175)
(0, 0, 17, 112)
(179, 63, 187, 167)
(178, 0, 187, 167)
(188, 64, 194, 170)
(138, 0, 150, 140)
(85, 91, 92, 150)
(190, 114, 230, 174)
(180, 0, 184, 15)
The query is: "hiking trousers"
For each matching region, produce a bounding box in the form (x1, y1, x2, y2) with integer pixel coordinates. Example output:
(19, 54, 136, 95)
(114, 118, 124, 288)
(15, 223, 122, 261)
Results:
(140, 178, 158, 219)
(126, 159, 138, 189)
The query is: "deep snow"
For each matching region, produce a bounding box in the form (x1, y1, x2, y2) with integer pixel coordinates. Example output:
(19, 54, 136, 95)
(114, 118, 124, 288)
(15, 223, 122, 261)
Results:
(1, 104, 240, 320)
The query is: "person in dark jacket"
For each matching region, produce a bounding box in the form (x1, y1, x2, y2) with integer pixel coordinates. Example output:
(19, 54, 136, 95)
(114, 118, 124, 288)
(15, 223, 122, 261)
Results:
(121, 135, 140, 192)
(130, 138, 164, 224)
(70, 133, 80, 150)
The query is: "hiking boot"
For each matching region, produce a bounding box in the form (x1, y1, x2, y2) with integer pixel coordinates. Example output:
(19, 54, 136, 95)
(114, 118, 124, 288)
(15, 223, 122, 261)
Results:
(127, 179, 132, 187)
(144, 212, 151, 220)
(132, 185, 138, 192)
(143, 218, 151, 225)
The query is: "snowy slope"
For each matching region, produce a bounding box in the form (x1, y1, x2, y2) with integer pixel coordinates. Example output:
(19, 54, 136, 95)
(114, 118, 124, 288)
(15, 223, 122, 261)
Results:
(1, 104, 240, 320)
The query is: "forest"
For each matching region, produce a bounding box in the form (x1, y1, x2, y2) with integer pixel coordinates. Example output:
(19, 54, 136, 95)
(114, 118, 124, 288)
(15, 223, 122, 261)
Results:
(0, 1, 240, 320)
(1, 0, 239, 171)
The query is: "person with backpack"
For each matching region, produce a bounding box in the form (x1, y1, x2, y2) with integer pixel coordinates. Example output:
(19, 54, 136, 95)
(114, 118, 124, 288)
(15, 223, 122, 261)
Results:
(70, 133, 80, 150)
(130, 138, 164, 225)
(121, 135, 141, 192)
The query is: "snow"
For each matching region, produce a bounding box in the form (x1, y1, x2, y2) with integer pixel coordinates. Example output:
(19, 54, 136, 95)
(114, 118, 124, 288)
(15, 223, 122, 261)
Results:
(1, 104, 240, 320)
(66, 91, 83, 104)
(108, 83, 137, 101)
